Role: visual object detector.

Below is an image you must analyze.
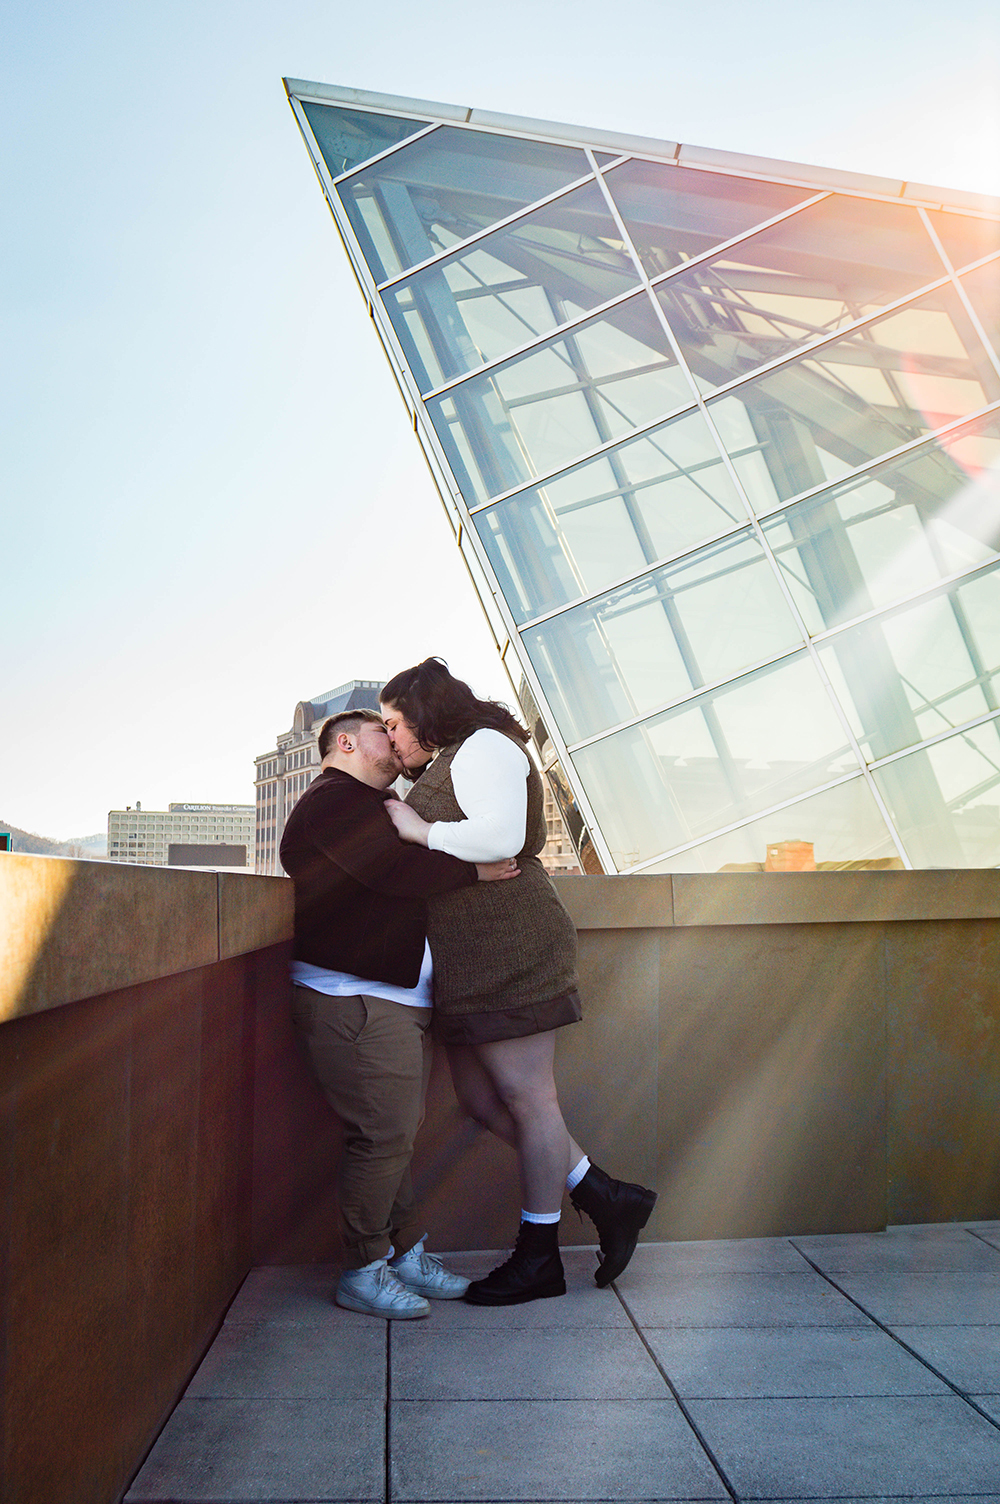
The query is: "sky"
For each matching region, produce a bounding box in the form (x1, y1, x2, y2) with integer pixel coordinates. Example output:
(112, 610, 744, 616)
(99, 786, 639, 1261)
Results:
(4, 0, 1000, 839)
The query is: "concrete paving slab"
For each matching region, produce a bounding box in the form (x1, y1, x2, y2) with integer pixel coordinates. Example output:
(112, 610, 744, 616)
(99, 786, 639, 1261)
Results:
(794, 1226, 1000, 1272)
(617, 1271, 872, 1328)
(411, 1254, 630, 1328)
(185, 1319, 386, 1399)
(391, 1325, 666, 1400)
(644, 1325, 949, 1398)
(829, 1271, 1000, 1325)
(973, 1394, 1000, 1422)
(893, 1324, 1000, 1392)
(223, 1264, 340, 1324)
(125, 1396, 383, 1501)
(390, 1398, 727, 1500)
(685, 1394, 1000, 1496)
(626, 1237, 808, 1273)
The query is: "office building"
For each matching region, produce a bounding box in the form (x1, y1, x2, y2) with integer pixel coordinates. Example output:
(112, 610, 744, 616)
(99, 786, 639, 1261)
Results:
(254, 681, 382, 874)
(287, 79, 1000, 873)
(107, 802, 254, 867)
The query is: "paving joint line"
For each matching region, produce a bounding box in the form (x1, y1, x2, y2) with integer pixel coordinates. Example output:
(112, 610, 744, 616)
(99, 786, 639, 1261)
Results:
(610, 1281, 740, 1501)
(789, 1240, 1000, 1433)
(385, 1321, 392, 1504)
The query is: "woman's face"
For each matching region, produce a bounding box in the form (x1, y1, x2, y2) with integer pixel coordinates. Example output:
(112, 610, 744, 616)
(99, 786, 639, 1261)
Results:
(380, 702, 430, 771)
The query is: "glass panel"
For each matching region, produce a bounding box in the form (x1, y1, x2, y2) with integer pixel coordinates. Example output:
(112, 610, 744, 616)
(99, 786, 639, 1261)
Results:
(472, 408, 747, 624)
(873, 717, 1000, 866)
(960, 257, 1000, 359)
(523, 531, 801, 743)
(572, 652, 858, 867)
(301, 102, 427, 178)
(760, 409, 1000, 633)
(543, 759, 603, 873)
(710, 284, 1000, 513)
(381, 182, 639, 391)
(656, 195, 945, 394)
(603, 160, 812, 278)
(427, 293, 690, 505)
(928, 211, 1000, 271)
(336, 128, 591, 282)
(818, 565, 1000, 762)
(644, 778, 897, 873)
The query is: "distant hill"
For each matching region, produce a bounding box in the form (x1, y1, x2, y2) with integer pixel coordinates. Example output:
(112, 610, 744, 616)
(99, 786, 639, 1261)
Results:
(0, 821, 107, 859)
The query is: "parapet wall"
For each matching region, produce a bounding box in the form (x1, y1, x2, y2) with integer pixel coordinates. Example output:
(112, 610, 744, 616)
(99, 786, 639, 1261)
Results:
(2, 856, 1000, 1502)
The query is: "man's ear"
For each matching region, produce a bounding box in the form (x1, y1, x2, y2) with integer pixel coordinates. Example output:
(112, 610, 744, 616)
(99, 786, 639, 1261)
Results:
(337, 731, 355, 754)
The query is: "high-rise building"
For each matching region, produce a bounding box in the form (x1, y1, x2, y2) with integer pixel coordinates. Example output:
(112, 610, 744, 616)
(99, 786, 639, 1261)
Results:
(107, 803, 254, 867)
(254, 681, 382, 874)
(287, 79, 1000, 874)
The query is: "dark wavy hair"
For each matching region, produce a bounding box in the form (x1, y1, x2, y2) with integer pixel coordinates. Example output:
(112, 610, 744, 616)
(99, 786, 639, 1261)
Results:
(380, 657, 529, 752)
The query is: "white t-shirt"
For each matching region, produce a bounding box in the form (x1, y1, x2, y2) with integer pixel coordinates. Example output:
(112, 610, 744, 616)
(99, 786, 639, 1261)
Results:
(290, 939, 433, 1008)
(425, 728, 530, 862)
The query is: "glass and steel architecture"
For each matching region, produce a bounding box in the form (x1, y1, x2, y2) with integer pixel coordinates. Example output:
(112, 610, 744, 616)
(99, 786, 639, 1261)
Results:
(287, 80, 1000, 874)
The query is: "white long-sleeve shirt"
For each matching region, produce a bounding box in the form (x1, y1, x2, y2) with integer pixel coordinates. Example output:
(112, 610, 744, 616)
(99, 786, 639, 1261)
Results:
(425, 728, 529, 862)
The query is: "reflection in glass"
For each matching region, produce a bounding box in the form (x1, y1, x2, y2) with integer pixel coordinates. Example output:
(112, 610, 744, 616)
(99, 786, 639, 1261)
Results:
(472, 408, 747, 623)
(819, 567, 1000, 767)
(572, 653, 858, 868)
(337, 128, 591, 282)
(427, 293, 690, 505)
(757, 409, 998, 637)
(543, 759, 602, 873)
(761, 410, 1000, 634)
(603, 160, 811, 279)
(928, 211, 1000, 271)
(960, 258, 1000, 360)
(381, 182, 639, 391)
(643, 778, 896, 873)
(524, 531, 801, 744)
(655, 195, 945, 394)
(710, 284, 1000, 514)
(874, 717, 1000, 866)
(301, 102, 427, 178)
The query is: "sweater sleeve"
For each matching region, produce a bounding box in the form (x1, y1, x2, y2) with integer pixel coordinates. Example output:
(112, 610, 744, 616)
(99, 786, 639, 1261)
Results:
(426, 729, 529, 862)
(304, 781, 477, 897)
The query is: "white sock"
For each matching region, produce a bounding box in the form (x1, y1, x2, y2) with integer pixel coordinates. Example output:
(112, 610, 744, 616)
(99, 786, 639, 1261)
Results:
(521, 1209, 561, 1224)
(566, 1155, 590, 1191)
(389, 1239, 424, 1265)
(350, 1256, 387, 1274)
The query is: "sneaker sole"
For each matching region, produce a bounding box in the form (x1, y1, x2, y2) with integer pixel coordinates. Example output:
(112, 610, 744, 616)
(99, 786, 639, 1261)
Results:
(595, 1189, 658, 1288)
(396, 1283, 470, 1300)
(463, 1278, 567, 1306)
(335, 1290, 430, 1319)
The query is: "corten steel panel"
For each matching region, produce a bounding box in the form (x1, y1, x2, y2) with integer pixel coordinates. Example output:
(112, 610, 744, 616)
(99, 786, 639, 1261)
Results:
(411, 1044, 522, 1253)
(2, 990, 132, 1504)
(250, 950, 345, 1265)
(886, 919, 1000, 1225)
(193, 956, 256, 1339)
(559, 929, 660, 1226)
(218, 869, 294, 960)
(0, 960, 259, 1504)
(655, 923, 886, 1240)
(125, 973, 203, 1441)
(671, 871, 1000, 928)
(0, 856, 217, 1020)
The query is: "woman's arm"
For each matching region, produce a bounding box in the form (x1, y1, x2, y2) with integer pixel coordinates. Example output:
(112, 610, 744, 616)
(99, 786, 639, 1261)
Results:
(387, 729, 530, 862)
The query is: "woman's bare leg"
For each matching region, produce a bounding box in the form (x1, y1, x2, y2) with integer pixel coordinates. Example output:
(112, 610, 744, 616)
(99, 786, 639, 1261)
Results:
(446, 1044, 518, 1148)
(473, 1032, 583, 1213)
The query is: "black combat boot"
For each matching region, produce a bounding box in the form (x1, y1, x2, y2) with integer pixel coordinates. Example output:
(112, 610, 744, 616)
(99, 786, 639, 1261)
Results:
(463, 1221, 566, 1305)
(569, 1164, 657, 1286)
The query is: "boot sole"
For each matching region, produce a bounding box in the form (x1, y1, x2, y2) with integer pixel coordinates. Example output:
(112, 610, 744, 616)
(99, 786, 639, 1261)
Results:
(463, 1278, 567, 1306)
(595, 1189, 658, 1288)
(335, 1291, 430, 1319)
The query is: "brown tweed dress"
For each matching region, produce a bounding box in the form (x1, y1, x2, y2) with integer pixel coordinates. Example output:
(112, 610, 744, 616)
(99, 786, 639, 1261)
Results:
(405, 737, 582, 1045)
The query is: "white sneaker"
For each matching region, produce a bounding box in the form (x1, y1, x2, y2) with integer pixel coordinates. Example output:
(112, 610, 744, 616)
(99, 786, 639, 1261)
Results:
(336, 1259, 430, 1319)
(389, 1240, 470, 1299)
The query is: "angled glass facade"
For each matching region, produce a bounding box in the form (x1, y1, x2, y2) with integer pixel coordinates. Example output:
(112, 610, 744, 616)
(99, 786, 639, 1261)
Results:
(287, 80, 1000, 873)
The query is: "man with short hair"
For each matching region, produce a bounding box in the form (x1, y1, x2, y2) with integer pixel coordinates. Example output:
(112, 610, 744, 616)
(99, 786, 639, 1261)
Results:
(280, 708, 515, 1318)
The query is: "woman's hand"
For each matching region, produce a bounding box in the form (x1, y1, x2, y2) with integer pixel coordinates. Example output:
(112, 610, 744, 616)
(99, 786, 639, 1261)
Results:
(384, 799, 432, 846)
(476, 858, 520, 882)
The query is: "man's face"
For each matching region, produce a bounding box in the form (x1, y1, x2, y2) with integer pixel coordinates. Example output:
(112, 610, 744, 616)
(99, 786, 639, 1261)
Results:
(354, 720, 403, 787)
(380, 703, 428, 772)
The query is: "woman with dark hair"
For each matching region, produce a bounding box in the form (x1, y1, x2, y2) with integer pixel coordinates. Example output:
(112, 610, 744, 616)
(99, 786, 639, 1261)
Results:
(380, 656, 655, 1305)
